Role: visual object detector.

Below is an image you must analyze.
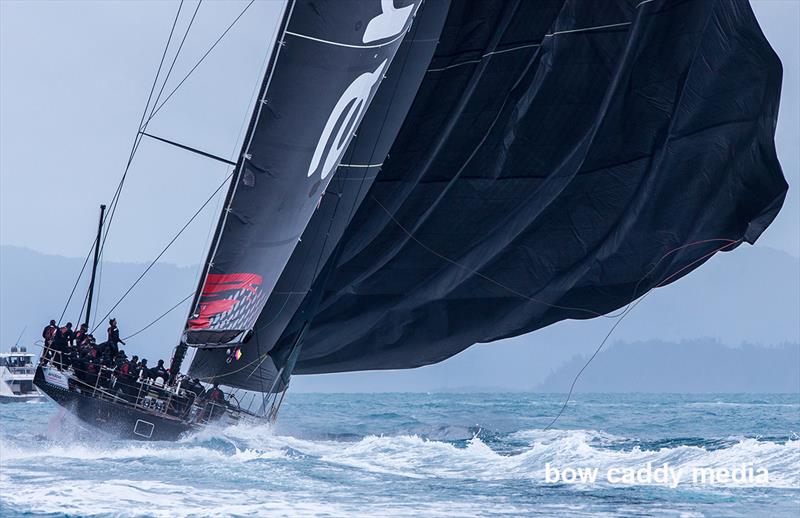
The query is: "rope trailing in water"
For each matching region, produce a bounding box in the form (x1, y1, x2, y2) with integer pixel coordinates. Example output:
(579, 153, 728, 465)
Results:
(370, 194, 741, 429)
(540, 238, 741, 430)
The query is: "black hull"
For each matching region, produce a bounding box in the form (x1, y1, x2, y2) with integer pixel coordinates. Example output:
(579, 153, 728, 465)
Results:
(34, 366, 194, 441)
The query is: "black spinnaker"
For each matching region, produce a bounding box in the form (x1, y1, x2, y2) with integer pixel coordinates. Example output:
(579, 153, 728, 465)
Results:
(187, 0, 786, 392)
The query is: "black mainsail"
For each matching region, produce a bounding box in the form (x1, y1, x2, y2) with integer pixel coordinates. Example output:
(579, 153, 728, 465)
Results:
(182, 0, 425, 388)
(188, 0, 448, 391)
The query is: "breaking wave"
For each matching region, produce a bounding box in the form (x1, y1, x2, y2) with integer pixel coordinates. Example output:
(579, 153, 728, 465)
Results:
(2, 395, 798, 517)
(4, 423, 796, 484)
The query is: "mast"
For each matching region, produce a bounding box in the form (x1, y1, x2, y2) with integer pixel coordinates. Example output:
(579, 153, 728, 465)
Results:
(84, 204, 106, 329)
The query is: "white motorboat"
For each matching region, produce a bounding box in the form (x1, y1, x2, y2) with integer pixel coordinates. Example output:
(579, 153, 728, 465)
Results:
(0, 346, 43, 402)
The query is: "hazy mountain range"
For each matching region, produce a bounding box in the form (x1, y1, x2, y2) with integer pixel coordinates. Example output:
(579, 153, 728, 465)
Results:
(536, 340, 799, 393)
(0, 244, 797, 392)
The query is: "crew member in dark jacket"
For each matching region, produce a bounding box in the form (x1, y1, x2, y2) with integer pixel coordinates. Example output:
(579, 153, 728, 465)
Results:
(73, 323, 89, 348)
(203, 383, 226, 421)
(41, 319, 58, 365)
(148, 359, 168, 382)
(42, 320, 57, 346)
(105, 318, 125, 357)
(52, 323, 73, 369)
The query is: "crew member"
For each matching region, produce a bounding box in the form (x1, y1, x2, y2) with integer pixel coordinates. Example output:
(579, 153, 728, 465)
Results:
(40, 319, 58, 365)
(73, 323, 89, 348)
(206, 382, 224, 402)
(148, 359, 168, 382)
(106, 318, 125, 357)
(204, 382, 226, 421)
(52, 322, 73, 370)
(42, 319, 57, 346)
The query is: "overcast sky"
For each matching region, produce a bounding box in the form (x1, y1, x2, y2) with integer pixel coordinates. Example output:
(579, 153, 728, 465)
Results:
(1, 0, 798, 267)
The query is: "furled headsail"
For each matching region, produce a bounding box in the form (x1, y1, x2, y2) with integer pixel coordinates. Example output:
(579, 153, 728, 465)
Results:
(189, 0, 787, 391)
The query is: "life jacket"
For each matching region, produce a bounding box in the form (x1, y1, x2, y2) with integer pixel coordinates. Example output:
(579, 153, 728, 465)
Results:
(43, 326, 57, 341)
(119, 362, 130, 376)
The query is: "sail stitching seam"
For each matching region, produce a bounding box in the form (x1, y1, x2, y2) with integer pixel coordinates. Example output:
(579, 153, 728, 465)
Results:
(429, 19, 639, 73)
(284, 29, 408, 49)
(339, 163, 384, 168)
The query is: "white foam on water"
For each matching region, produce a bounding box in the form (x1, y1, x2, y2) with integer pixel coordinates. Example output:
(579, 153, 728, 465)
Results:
(3, 421, 798, 516)
(185, 424, 800, 488)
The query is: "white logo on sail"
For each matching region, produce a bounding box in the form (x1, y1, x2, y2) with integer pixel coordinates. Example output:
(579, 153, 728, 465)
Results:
(363, 0, 414, 43)
(307, 60, 388, 180)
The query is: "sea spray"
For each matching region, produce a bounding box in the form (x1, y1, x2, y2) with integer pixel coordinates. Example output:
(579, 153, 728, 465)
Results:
(2, 393, 798, 517)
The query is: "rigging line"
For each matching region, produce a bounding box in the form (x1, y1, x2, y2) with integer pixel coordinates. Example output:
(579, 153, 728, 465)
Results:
(76, 275, 91, 328)
(196, 335, 297, 382)
(143, 0, 257, 127)
(91, 170, 234, 334)
(123, 291, 196, 341)
(603, 238, 739, 319)
(147, 0, 203, 122)
(57, 240, 96, 325)
(542, 238, 740, 431)
(94, 0, 186, 267)
(13, 326, 26, 347)
(428, 18, 638, 74)
(92, 243, 106, 330)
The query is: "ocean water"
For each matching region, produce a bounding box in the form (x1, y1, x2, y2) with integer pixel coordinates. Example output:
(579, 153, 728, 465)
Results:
(1, 393, 798, 517)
